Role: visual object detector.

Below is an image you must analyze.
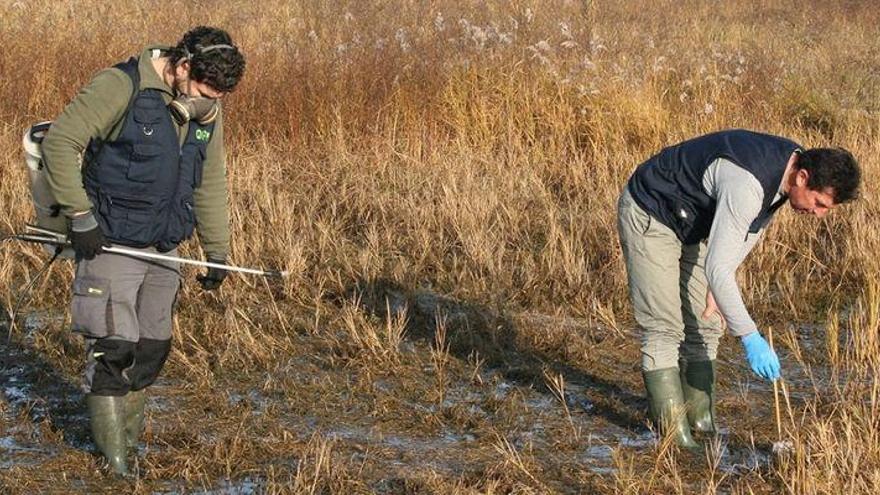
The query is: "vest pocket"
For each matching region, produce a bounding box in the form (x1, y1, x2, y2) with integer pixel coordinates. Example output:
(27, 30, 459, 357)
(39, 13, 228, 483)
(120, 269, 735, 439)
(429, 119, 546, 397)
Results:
(122, 209, 160, 245)
(127, 144, 162, 183)
(71, 276, 114, 338)
(167, 199, 196, 245)
(133, 97, 163, 123)
(105, 194, 161, 246)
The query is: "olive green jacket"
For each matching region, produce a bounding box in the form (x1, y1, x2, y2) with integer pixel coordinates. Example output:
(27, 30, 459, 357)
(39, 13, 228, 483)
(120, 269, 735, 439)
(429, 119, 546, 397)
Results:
(41, 46, 230, 258)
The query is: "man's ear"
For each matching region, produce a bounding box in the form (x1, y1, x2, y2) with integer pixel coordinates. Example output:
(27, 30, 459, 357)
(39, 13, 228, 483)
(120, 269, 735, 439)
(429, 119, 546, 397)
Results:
(796, 167, 810, 188)
(175, 60, 191, 77)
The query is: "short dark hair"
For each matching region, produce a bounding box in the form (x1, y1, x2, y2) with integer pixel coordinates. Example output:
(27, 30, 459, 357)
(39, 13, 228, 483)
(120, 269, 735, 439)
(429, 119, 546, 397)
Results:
(170, 26, 246, 93)
(797, 147, 861, 204)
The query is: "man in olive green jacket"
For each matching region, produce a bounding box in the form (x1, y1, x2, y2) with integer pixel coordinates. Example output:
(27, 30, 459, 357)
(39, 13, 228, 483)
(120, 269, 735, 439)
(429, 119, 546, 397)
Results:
(41, 26, 245, 475)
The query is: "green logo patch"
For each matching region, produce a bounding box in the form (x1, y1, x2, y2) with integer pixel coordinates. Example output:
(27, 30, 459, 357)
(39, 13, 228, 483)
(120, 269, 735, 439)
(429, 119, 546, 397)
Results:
(195, 129, 211, 141)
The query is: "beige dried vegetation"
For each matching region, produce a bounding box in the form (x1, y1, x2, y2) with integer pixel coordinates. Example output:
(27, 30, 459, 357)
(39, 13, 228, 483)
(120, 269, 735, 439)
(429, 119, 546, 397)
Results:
(1, 0, 879, 493)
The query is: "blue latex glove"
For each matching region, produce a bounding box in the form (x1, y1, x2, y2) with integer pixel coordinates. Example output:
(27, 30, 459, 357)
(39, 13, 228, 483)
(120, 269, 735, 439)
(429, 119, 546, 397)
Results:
(740, 332, 781, 380)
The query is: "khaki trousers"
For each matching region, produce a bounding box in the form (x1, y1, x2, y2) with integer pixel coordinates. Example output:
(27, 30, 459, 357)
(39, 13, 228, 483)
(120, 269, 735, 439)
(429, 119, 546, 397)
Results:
(617, 188, 724, 371)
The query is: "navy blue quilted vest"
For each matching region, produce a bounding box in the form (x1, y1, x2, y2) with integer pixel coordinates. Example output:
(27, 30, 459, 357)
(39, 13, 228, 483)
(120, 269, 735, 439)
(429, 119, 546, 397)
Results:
(82, 57, 215, 252)
(627, 129, 800, 244)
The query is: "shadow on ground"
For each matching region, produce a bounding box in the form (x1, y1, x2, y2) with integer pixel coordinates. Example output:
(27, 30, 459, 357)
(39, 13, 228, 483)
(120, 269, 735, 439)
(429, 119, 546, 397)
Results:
(346, 277, 647, 434)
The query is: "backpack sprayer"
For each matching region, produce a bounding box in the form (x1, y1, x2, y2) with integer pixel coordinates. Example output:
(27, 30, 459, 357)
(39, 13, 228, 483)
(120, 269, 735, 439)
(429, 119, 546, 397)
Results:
(2, 122, 287, 335)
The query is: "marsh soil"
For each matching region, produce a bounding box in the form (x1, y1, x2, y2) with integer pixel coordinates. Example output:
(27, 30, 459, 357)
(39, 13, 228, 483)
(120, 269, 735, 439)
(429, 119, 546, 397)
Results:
(0, 291, 814, 494)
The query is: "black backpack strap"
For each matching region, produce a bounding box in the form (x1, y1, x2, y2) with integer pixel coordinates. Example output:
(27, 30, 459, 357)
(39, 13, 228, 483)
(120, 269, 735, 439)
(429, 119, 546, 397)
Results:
(112, 56, 141, 111)
(29, 121, 52, 144)
(86, 57, 142, 162)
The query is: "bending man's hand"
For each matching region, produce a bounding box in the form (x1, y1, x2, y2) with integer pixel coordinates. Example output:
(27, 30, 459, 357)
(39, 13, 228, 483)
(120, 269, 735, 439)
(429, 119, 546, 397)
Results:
(701, 291, 726, 328)
(197, 257, 228, 291)
(740, 331, 781, 381)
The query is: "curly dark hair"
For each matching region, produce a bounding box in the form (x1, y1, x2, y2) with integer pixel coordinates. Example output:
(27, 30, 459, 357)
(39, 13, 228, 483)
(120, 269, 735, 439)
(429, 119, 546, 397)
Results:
(169, 26, 246, 93)
(796, 147, 861, 204)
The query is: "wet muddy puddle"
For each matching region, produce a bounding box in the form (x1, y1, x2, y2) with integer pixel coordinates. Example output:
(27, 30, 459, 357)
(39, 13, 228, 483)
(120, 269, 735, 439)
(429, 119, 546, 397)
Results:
(0, 309, 837, 492)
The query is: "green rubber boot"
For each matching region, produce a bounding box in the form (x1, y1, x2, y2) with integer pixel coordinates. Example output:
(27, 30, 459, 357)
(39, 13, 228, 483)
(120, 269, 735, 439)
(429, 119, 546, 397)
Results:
(643, 367, 700, 449)
(86, 394, 129, 475)
(680, 360, 716, 434)
(124, 389, 147, 450)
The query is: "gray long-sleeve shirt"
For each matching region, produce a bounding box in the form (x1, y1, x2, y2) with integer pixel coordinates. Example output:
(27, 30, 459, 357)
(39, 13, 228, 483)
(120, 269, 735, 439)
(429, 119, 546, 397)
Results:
(701, 158, 785, 337)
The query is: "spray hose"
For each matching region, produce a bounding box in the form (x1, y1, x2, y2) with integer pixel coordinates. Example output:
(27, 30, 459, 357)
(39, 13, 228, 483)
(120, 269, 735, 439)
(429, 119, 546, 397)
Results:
(1, 232, 62, 341)
(1, 226, 288, 340)
(18, 224, 288, 278)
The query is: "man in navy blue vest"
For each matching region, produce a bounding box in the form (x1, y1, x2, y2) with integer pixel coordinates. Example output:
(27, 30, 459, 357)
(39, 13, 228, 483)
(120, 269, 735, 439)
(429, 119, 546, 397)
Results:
(617, 129, 860, 448)
(42, 27, 245, 474)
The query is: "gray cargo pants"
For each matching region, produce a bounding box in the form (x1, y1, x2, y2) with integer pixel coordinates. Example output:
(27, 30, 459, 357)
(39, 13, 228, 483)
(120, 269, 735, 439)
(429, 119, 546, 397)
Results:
(71, 248, 180, 396)
(617, 188, 724, 371)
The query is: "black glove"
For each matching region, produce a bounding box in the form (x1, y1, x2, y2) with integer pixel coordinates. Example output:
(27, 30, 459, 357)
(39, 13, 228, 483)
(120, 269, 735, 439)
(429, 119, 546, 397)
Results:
(70, 212, 108, 261)
(197, 257, 228, 290)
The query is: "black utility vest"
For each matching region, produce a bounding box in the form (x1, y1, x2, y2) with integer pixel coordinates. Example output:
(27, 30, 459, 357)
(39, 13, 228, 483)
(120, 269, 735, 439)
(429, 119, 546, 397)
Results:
(628, 129, 800, 244)
(83, 57, 215, 252)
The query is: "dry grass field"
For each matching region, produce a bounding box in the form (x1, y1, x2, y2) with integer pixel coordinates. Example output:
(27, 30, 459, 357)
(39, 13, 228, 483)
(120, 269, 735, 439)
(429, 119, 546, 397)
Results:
(1, 0, 879, 493)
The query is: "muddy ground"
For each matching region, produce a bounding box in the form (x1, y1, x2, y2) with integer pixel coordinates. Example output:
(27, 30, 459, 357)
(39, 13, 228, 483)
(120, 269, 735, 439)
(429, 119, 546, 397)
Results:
(0, 282, 821, 494)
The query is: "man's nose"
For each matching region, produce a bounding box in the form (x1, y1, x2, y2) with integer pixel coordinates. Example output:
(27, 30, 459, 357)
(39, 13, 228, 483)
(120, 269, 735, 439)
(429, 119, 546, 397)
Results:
(814, 208, 828, 218)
